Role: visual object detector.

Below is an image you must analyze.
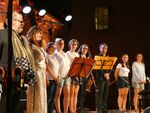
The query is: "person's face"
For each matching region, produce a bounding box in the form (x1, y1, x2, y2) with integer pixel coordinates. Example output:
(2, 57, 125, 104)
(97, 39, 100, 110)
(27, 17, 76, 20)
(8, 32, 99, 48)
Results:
(0, 22, 4, 29)
(70, 41, 78, 51)
(136, 54, 143, 62)
(47, 44, 55, 54)
(122, 55, 129, 63)
(57, 40, 64, 50)
(81, 45, 88, 55)
(13, 14, 24, 33)
(100, 45, 108, 55)
(35, 31, 43, 41)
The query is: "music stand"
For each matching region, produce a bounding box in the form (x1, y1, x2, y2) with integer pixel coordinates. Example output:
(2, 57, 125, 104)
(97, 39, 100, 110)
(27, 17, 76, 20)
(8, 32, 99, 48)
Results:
(68, 57, 96, 79)
(93, 56, 117, 70)
(93, 56, 117, 112)
(68, 57, 95, 113)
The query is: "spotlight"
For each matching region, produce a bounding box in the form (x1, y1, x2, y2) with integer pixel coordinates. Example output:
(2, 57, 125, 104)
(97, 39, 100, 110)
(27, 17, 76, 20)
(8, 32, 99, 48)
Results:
(65, 15, 72, 21)
(22, 6, 31, 14)
(39, 9, 46, 16)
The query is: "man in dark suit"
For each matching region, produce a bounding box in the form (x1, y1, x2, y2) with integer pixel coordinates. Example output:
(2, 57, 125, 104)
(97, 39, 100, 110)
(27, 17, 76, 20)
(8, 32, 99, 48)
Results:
(95, 43, 112, 113)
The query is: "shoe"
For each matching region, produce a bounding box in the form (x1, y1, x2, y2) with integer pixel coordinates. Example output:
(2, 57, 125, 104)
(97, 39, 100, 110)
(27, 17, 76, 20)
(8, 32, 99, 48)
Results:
(101, 108, 108, 113)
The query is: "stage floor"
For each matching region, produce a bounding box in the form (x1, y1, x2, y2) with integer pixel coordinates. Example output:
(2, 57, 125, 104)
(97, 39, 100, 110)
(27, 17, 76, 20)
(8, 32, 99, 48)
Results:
(86, 110, 143, 113)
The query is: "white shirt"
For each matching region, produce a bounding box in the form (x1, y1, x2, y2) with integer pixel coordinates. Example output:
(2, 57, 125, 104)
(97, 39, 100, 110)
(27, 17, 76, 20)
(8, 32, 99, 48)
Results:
(132, 62, 146, 83)
(66, 51, 79, 66)
(55, 51, 70, 78)
(116, 63, 130, 77)
(45, 53, 60, 80)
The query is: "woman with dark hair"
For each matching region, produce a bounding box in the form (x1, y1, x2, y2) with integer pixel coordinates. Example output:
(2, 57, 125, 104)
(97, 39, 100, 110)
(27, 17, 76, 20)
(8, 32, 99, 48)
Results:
(77, 44, 91, 58)
(77, 44, 91, 112)
(26, 26, 47, 113)
(45, 42, 60, 113)
(114, 54, 130, 112)
(132, 53, 146, 112)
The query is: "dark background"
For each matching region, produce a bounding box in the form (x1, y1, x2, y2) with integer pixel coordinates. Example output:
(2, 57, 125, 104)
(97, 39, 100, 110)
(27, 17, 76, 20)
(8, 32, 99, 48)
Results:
(34, 0, 150, 110)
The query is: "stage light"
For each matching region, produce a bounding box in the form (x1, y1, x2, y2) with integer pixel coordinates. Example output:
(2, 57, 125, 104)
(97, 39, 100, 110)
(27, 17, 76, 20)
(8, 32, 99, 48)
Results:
(65, 15, 72, 21)
(22, 6, 31, 14)
(39, 9, 46, 16)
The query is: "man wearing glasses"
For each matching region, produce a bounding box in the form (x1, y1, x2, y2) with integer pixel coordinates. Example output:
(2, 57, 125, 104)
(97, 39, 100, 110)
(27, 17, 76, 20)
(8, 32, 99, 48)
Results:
(11, 12, 35, 113)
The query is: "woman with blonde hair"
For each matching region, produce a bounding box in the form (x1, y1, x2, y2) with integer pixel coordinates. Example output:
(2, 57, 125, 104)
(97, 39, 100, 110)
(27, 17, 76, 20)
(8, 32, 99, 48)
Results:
(54, 38, 70, 113)
(132, 53, 146, 112)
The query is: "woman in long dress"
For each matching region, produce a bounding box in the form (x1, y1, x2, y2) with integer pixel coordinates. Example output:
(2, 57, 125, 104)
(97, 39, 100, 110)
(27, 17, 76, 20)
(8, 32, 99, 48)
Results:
(26, 26, 47, 113)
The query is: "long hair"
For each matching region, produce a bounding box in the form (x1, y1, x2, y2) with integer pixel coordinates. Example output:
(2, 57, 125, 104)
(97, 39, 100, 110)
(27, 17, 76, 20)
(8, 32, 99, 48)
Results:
(77, 44, 92, 58)
(120, 54, 129, 68)
(27, 25, 43, 47)
(68, 39, 79, 49)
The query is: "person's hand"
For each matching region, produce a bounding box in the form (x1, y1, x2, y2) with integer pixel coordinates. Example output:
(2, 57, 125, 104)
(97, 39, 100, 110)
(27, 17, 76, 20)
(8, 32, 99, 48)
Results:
(55, 76, 60, 84)
(104, 73, 110, 80)
(46, 79, 50, 86)
(141, 80, 146, 84)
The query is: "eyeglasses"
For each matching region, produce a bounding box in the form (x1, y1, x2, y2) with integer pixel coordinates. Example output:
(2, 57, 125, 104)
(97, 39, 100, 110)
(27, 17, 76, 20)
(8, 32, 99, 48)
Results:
(15, 19, 24, 24)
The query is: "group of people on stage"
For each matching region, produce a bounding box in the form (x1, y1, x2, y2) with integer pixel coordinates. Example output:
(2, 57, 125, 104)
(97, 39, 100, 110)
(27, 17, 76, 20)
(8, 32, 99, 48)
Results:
(114, 53, 146, 113)
(0, 11, 147, 113)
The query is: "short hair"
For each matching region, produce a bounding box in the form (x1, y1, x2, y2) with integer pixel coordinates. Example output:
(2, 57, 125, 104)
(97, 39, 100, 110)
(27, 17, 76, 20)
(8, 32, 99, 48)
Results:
(55, 38, 64, 45)
(68, 39, 79, 47)
(46, 42, 54, 52)
(99, 43, 108, 48)
(12, 11, 22, 21)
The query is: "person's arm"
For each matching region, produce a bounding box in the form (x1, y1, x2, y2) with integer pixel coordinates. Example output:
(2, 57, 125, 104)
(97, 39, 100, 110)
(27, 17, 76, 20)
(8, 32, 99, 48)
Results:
(45, 57, 56, 79)
(132, 63, 142, 83)
(140, 64, 146, 83)
(114, 63, 121, 80)
(45, 56, 60, 84)
(114, 68, 119, 81)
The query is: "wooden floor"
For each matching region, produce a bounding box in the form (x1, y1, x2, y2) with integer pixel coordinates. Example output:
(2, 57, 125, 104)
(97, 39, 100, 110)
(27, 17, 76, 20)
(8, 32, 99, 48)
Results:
(86, 110, 143, 113)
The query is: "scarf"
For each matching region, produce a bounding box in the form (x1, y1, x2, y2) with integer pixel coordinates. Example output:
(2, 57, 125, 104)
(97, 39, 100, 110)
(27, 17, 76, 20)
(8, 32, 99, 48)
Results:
(12, 29, 36, 72)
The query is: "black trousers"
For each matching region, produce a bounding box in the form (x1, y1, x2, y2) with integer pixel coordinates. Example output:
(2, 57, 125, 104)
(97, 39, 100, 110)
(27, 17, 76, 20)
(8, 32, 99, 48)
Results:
(47, 80, 58, 113)
(96, 79, 109, 111)
(11, 86, 26, 113)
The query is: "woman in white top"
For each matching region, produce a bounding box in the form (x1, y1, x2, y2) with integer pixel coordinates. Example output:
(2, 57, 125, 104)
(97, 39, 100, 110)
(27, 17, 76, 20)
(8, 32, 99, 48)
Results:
(45, 42, 60, 113)
(132, 53, 146, 112)
(114, 54, 130, 112)
(54, 38, 70, 113)
(66, 39, 79, 113)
